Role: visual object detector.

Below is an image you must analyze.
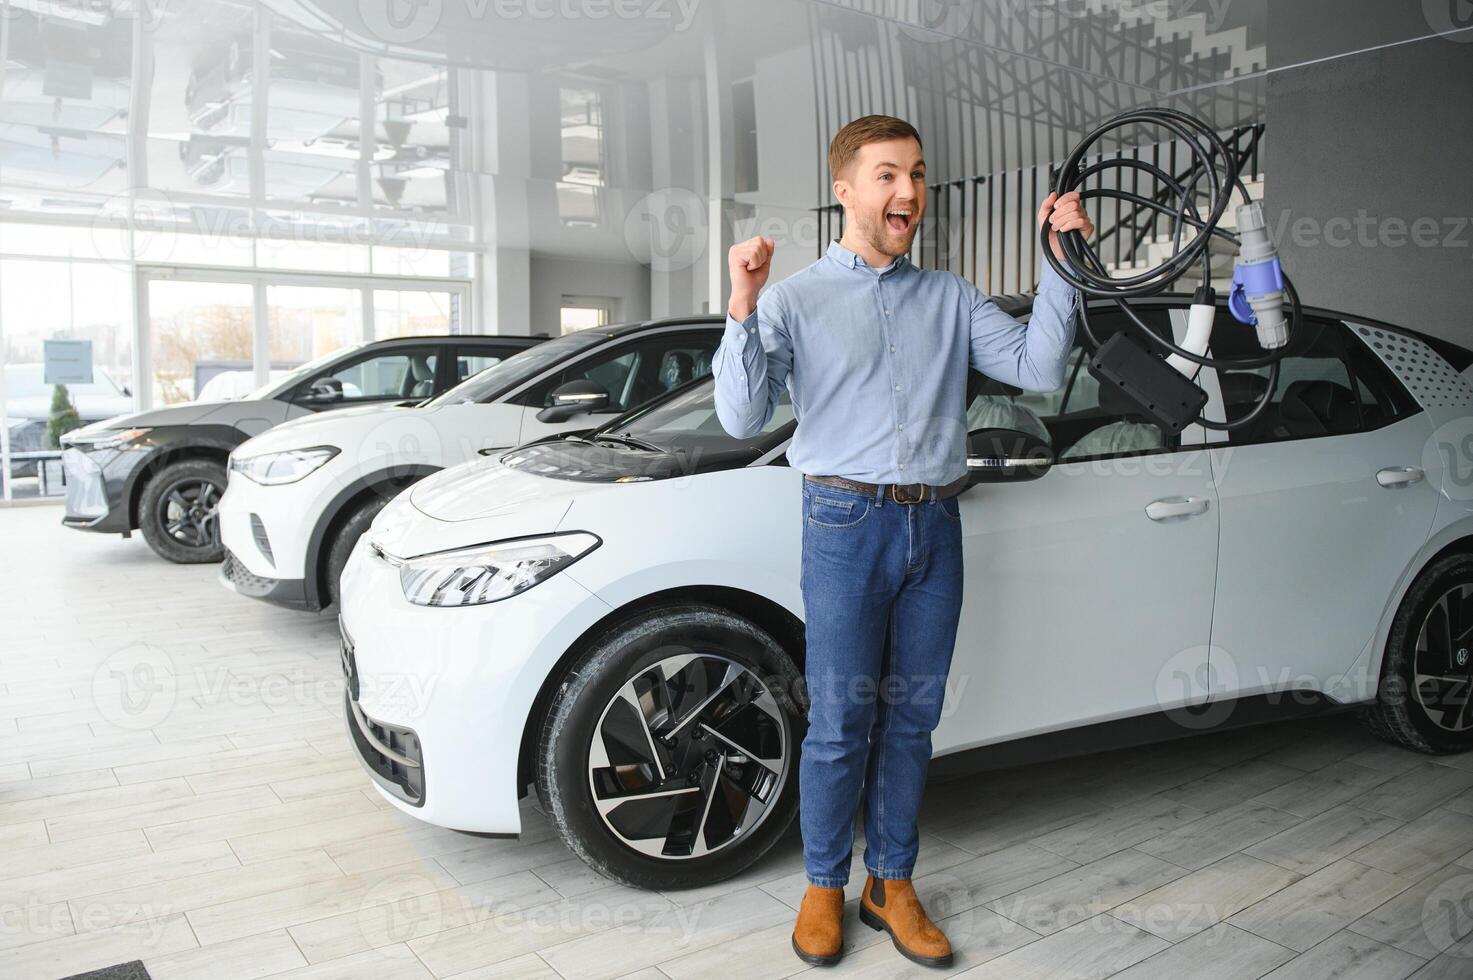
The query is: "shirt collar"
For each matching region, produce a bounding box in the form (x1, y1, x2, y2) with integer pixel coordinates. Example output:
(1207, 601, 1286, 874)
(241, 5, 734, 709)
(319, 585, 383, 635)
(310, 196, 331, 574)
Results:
(826, 239, 910, 277)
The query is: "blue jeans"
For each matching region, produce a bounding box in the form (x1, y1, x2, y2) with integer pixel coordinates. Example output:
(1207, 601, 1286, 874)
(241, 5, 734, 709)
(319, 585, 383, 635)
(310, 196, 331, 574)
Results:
(798, 476, 964, 888)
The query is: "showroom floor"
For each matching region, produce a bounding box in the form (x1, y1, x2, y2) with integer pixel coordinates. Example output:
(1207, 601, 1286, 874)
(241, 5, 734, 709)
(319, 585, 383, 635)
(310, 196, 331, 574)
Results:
(4, 504, 1473, 980)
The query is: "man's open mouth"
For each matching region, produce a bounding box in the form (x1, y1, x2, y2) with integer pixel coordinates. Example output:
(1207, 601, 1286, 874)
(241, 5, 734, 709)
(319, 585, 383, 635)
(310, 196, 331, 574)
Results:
(885, 209, 912, 233)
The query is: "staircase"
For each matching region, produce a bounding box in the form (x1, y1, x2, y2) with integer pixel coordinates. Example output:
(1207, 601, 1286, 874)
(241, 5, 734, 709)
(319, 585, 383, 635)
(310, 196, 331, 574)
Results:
(1105, 175, 1265, 289)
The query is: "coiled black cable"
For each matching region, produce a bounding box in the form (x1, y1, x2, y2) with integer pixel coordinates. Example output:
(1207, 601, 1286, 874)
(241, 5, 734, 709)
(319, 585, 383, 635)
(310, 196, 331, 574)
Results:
(1040, 107, 1299, 430)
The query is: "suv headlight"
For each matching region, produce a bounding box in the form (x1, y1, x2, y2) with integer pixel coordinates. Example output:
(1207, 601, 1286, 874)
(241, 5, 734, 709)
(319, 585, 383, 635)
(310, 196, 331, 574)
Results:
(230, 446, 339, 485)
(396, 532, 600, 607)
(60, 427, 151, 450)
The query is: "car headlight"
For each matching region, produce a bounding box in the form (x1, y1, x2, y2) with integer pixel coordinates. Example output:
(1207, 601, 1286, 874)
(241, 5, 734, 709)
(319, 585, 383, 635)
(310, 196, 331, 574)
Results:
(395, 532, 601, 607)
(59, 427, 151, 450)
(230, 446, 339, 485)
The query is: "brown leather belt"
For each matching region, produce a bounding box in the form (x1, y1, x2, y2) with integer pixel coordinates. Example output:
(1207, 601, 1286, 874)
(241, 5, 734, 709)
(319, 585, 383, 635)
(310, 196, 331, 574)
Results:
(804, 473, 970, 504)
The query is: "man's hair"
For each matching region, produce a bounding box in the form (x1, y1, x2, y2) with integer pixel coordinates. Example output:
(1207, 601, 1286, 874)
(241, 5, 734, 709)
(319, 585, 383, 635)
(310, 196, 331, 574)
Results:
(828, 115, 923, 183)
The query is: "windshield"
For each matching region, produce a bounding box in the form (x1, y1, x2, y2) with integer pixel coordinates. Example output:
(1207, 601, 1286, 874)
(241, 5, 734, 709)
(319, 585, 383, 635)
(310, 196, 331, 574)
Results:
(602, 375, 794, 444)
(248, 342, 368, 400)
(429, 331, 605, 405)
(4, 364, 127, 399)
(499, 376, 795, 483)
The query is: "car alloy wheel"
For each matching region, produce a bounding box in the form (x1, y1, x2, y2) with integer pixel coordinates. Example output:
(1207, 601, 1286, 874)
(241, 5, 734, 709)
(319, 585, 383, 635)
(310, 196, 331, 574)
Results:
(587, 651, 789, 860)
(1411, 583, 1473, 734)
(1363, 552, 1473, 754)
(158, 478, 221, 551)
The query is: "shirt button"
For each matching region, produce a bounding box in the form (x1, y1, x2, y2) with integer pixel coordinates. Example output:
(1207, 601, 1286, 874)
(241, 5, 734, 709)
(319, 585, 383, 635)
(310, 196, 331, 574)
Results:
(884, 309, 891, 316)
(747, 327, 755, 334)
(897, 423, 904, 430)
(899, 463, 905, 469)
(889, 345, 896, 352)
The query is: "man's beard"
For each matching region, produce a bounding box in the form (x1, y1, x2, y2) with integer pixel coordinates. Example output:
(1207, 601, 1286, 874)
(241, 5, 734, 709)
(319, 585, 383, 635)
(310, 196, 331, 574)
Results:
(857, 210, 919, 259)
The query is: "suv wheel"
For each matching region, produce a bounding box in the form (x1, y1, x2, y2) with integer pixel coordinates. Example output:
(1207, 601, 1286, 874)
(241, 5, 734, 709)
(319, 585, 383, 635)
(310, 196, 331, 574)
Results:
(537, 603, 804, 890)
(139, 459, 226, 564)
(1362, 552, 1473, 753)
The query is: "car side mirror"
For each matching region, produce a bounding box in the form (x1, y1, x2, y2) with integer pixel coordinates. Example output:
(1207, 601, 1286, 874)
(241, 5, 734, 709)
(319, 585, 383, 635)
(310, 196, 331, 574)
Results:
(966, 427, 1054, 485)
(536, 379, 610, 423)
(302, 377, 344, 404)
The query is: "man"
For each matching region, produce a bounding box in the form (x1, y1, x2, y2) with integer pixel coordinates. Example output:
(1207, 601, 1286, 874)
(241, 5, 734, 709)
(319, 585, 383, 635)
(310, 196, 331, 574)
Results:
(712, 114, 1091, 968)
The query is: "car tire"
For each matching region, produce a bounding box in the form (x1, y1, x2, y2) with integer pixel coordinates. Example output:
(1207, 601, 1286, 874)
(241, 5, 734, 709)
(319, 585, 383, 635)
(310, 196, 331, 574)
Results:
(323, 495, 388, 609)
(536, 602, 805, 890)
(1361, 552, 1473, 753)
(139, 458, 227, 564)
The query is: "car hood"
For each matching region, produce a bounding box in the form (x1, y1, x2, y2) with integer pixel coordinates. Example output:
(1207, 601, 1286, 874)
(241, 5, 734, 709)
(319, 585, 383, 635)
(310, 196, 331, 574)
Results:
(362, 459, 590, 558)
(70, 399, 243, 432)
(238, 403, 441, 455)
(407, 456, 614, 524)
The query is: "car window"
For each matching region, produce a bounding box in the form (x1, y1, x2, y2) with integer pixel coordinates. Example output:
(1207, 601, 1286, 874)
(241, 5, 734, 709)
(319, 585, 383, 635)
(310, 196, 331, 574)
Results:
(454, 350, 504, 384)
(965, 307, 1178, 462)
(514, 332, 719, 413)
(429, 331, 604, 405)
(303, 348, 439, 404)
(1213, 316, 1418, 447)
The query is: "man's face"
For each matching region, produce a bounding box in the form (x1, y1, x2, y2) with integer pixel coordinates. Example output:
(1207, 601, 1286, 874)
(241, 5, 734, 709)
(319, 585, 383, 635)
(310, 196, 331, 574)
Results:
(835, 137, 927, 260)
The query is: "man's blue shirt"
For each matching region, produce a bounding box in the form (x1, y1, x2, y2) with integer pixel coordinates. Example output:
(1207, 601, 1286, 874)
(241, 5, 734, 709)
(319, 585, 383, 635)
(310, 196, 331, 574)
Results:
(712, 238, 1081, 485)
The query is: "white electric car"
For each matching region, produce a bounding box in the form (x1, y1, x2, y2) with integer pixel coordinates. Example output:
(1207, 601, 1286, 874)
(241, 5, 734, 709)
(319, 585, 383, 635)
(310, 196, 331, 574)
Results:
(217, 317, 722, 610)
(339, 296, 1473, 889)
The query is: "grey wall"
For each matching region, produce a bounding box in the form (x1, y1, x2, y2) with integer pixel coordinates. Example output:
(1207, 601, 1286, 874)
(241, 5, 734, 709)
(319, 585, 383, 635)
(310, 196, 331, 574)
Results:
(1265, 21, 1473, 344)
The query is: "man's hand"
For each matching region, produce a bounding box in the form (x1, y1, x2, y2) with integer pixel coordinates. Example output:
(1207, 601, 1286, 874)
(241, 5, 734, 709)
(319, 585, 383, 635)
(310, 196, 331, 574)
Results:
(1038, 191, 1094, 263)
(728, 236, 775, 321)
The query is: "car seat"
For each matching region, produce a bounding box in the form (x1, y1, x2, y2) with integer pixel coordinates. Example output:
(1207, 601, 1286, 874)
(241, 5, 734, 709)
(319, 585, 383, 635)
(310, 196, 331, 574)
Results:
(1059, 385, 1165, 459)
(967, 398, 1051, 444)
(407, 353, 437, 399)
(1276, 380, 1360, 437)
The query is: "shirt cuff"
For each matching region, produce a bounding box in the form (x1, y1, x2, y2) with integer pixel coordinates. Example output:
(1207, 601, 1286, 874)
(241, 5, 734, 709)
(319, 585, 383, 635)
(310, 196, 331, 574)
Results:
(725, 309, 759, 343)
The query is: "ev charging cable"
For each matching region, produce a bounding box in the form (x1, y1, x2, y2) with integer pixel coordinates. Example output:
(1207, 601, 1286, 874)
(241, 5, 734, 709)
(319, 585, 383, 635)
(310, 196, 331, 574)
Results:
(1041, 107, 1300, 431)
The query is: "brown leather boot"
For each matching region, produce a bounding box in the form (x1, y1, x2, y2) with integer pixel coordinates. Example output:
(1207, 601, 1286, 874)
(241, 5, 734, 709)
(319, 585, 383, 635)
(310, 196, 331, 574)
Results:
(791, 882, 845, 966)
(858, 874, 953, 967)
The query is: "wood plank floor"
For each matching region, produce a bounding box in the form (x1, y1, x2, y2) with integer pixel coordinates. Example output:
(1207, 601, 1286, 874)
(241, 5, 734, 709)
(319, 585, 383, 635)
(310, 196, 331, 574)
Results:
(4, 503, 1473, 979)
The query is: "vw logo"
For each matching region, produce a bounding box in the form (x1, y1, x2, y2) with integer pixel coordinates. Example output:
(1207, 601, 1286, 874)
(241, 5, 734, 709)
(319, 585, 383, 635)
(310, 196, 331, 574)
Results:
(1458, 648, 1469, 667)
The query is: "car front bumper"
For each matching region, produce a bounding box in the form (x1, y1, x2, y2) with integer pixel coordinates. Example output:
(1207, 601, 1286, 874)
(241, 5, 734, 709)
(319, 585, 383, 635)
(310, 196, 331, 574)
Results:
(60, 446, 146, 534)
(336, 533, 613, 835)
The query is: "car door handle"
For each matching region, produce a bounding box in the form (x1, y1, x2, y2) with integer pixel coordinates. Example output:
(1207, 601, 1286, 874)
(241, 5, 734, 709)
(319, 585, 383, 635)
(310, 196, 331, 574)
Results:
(1145, 495, 1210, 521)
(1376, 466, 1424, 488)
